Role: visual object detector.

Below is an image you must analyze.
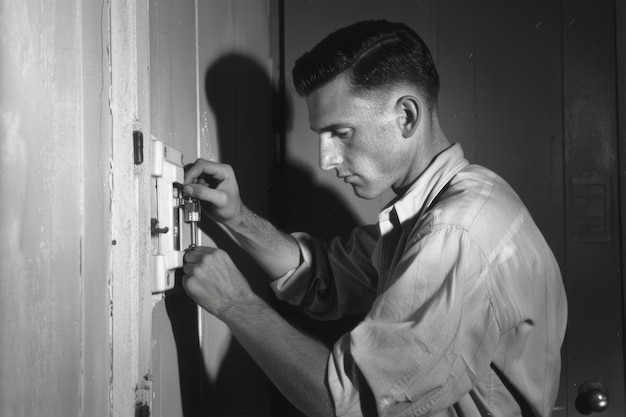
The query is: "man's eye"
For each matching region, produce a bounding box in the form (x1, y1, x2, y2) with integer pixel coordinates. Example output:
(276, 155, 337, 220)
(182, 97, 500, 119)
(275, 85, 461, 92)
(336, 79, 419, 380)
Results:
(334, 129, 352, 139)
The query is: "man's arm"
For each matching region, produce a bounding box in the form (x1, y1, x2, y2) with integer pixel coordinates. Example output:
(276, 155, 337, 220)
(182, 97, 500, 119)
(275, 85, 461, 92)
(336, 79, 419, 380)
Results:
(183, 159, 300, 278)
(224, 295, 334, 417)
(222, 204, 301, 279)
(182, 246, 335, 417)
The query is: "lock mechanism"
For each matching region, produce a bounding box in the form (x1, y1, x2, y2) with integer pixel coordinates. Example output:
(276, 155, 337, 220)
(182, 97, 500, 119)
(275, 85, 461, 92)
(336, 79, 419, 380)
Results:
(150, 139, 200, 293)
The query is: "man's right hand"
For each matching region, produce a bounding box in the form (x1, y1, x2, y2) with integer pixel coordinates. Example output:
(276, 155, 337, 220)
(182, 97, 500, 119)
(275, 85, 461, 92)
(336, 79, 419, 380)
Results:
(183, 158, 300, 279)
(183, 159, 243, 226)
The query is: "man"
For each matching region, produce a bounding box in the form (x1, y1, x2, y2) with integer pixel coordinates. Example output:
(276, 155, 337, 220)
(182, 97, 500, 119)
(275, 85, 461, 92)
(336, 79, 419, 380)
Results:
(182, 20, 567, 417)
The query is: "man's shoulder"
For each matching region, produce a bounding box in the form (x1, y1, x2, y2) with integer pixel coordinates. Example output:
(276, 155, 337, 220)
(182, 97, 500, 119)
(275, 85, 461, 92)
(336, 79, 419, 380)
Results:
(420, 164, 528, 236)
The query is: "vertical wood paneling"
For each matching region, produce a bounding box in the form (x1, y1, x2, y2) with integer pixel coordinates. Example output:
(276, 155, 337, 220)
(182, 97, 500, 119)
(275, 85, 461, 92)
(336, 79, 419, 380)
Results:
(149, 1, 199, 416)
(149, 1, 275, 416)
(135, 0, 155, 413)
(618, 3, 626, 401)
(109, 0, 153, 414)
(81, 0, 114, 415)
(196, 2, 237, 397)
(150, 0, 198, 156)
(562, 1, 625, 415)
(467, 3, 567, 412)
(0, 0, 97, 416)
(197, 1, 275, 416)
(473, 1, 564, 247)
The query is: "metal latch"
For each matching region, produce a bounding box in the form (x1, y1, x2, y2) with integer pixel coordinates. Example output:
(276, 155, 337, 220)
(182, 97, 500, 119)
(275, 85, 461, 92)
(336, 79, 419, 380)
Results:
(150, 139, 200, 293)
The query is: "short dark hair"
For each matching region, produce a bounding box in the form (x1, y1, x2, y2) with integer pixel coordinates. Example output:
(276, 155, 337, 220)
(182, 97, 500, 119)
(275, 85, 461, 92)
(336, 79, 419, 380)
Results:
(292, 19, 440, 110)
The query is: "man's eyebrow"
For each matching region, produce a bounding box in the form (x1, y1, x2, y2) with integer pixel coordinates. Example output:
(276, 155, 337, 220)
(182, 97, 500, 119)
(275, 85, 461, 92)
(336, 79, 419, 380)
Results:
(310, 123, 346, 134)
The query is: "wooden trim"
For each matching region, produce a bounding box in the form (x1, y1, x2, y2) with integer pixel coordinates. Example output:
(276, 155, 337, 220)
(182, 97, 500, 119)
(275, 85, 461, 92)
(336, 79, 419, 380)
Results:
(80, 1, 114, 415)
(109, 0, 152, 414)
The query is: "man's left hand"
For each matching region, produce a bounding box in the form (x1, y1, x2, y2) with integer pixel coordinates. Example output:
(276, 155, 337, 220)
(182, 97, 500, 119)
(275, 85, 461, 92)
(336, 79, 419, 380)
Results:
(182, 246, 254, 318)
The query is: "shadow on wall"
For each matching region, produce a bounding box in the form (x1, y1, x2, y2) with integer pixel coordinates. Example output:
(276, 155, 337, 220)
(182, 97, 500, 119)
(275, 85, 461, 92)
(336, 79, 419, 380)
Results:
(165, 52, 363, 417)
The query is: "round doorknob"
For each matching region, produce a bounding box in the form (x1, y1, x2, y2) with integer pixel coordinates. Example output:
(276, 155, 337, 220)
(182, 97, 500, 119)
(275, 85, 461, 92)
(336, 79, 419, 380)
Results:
(575, 381, 609, 414)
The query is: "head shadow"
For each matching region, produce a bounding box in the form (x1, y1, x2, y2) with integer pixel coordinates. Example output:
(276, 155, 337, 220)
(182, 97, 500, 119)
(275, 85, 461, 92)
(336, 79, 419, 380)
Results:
(204, 51, 360, 241)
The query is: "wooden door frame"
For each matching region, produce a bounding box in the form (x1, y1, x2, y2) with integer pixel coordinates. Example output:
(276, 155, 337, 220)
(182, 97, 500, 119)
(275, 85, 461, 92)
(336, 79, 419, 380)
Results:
(109, 0, 153, 414)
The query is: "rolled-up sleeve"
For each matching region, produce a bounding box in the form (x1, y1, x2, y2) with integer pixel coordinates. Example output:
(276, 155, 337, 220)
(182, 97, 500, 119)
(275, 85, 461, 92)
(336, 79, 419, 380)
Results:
(328, 226, 502, 417)
(271, 226, 379, 320)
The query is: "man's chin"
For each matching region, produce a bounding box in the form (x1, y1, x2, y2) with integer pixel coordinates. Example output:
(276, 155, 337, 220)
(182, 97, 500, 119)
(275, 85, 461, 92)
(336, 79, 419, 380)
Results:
(351, 184, 381, 200)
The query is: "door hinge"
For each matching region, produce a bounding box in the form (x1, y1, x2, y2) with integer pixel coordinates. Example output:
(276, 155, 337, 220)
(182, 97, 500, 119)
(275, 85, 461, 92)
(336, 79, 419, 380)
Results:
(133, 130, 144, 165)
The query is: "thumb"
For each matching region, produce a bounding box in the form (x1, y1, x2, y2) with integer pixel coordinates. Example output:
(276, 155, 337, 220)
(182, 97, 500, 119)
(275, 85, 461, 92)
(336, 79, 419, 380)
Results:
(183, 184, 197, 196)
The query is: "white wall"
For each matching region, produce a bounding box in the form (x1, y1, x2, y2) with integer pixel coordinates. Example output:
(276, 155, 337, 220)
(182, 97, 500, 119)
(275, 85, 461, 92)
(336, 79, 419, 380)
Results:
(0, 0, 112, 416)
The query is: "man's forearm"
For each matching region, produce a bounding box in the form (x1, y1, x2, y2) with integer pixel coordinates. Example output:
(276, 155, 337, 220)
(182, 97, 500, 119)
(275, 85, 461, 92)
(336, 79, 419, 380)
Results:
(221, 294, 335, 417)
(224, 205, 301, 279)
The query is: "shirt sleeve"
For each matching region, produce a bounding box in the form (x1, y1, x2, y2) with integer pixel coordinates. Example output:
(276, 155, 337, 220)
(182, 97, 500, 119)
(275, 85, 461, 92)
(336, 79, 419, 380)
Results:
(271, 225, 379, 320)
(328, 226, 502, 417)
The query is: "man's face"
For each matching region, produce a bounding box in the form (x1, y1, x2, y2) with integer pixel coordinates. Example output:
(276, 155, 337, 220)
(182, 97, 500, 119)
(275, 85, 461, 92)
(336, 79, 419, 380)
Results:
(306, 76, 418, 199)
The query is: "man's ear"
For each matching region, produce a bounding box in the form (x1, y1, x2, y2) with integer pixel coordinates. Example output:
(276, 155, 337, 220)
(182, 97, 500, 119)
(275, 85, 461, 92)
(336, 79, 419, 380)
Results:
(396, 96, 420, 138)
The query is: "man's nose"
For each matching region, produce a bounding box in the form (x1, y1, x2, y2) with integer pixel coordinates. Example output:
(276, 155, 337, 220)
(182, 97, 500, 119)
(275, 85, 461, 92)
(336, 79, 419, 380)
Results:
(319, 136, 343, 171)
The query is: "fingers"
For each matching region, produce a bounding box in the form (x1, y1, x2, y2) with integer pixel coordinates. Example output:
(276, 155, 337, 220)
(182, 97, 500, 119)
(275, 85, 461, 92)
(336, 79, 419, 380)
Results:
(183, 246, 215, 263)
(183, 183, 228, 206)
(183, 159, 235, 206)
(183, 247, 210, 277)
(183, 158, 231, 186)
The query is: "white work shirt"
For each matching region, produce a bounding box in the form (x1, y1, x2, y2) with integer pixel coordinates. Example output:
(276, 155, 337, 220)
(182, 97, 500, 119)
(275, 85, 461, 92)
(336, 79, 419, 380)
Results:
(271, 144, 567, 417)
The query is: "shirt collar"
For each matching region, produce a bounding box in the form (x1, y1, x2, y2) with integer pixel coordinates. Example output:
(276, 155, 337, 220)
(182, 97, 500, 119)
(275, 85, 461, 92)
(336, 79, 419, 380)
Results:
(379, 143, 468, 233)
